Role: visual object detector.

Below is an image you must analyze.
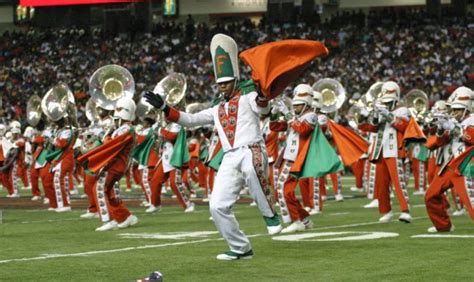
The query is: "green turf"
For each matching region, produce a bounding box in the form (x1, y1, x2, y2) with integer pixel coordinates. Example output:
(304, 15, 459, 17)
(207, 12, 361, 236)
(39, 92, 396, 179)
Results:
(0, 178, 473, 281)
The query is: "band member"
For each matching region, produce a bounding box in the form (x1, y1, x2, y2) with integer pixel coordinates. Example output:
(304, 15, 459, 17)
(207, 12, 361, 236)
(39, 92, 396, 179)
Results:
(146, 108, 195, 214)
(78, 97, 138, 231)
(425, 86, 474, 232)
(277, 84, 318, 233)
(0, 127, 25, 198)
(146, 34, 284, 260)
(359, 81, 412, 223)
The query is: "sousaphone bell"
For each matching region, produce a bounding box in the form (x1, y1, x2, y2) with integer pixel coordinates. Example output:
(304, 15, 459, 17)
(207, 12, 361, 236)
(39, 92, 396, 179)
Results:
(89, 64, 135, 110)
(153, 73, 187, 107)
(312, 78, 346, 114)
(27, 95, 42, 126)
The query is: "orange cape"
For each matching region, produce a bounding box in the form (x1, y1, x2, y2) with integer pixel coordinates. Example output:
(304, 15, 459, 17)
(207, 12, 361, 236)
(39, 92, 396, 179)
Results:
(77, 132, 133, 175)
(328, 120, 369, 166)
(239, 40, 328, 99)
(403, 117, 426, 144)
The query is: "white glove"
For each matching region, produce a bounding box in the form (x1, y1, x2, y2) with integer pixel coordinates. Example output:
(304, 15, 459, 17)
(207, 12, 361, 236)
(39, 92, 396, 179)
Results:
(359, 107, 369, 117)
(271, 103, 281, 115)
(441, 119, 455, 131)
(277, 100, 289, 115)
(377, 106, 390, 117)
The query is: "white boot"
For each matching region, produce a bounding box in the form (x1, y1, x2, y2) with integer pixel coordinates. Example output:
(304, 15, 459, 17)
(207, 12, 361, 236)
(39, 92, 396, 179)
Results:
(363, 199, 379, 208)
(267, 224, 283, 235)
(398, 212, 412, 223)
(281, 221, 306, 233)
(80, 211, 99, 219)
(335, 194, 344, 202)
(117, 215, 138, 229)
(427, 225, 455, 233)
(350, 186, 364, 192)
(146, 205, 161, 213)
(378, 211, 393, 223)
(452, 209, 466, 216)
(184, 202, 195, 213)
(96, 220, 119, 231)
(55, 206, 72, 213)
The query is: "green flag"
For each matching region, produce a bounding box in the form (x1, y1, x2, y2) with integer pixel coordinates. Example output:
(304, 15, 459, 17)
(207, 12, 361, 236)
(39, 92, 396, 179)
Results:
(131, 130, 155, 167)
(415, 144, 428, 162)
(458, 149, 474, 178)
(170, 128, 191, 168)
(208, 148, 224, 171)
(293, 125, 344, 178)
(45, 149, 63, 163)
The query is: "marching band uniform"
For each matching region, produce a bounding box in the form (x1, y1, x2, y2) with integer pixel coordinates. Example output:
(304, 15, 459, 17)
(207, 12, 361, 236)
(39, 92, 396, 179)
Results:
(359, 81, 412, 223)
(425, 87, 474, 232)
(278, 85, 317, 233)
(145, 34, 285, 260)
(78, 97, 138, 231)
(146, 121, 195, 213)
(0, 128, 25, 198)
(47, 123, 75, 212)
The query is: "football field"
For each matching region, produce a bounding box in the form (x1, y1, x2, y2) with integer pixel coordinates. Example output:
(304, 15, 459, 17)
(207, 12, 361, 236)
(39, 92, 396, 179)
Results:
(1, 177, 473, 281)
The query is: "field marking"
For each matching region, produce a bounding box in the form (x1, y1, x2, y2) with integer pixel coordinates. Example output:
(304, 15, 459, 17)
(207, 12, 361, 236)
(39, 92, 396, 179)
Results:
(118, 231, 219, 240)
(273, 231, 399, 242)
(0, 238, 222, 265)
(3, 210, 210, 225)
(412, 234, 474, 239)
(0, 216, 429, 265)
(328, 212, 350, 216)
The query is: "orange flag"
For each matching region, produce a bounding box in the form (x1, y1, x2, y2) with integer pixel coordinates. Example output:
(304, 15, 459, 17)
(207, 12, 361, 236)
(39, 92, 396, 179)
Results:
(403, 117, 426, 144)
(239, 40, 329, 99)
(77, 132, 133, 174)
(327, 120, 369, 166)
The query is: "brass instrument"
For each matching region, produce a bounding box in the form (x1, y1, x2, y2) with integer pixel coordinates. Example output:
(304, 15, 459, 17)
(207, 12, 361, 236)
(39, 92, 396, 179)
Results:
(185, 102, 210, 114)
(26, 95, 42, 127)
(312, 78, 346, 114)
(41, 83, 75, 122)
(153, 73, 187, 107)
(366, 81, 384, 102)
(89, 64, 135, 110)
(136, 95, 159, 121)
(85, 98, 100, 124)
(404, 89, 428, 119)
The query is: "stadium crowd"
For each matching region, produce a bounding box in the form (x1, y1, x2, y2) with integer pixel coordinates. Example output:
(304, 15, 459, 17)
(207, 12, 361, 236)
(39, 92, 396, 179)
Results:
(0, 8, 472, 126)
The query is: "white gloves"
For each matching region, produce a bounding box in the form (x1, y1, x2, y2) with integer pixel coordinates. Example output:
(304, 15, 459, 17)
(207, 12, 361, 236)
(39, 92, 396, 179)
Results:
(441, 119, 455, 131)
(359, 107, 369, 117)
(271, 100, 289, 115)
(377, 106, 390, 118)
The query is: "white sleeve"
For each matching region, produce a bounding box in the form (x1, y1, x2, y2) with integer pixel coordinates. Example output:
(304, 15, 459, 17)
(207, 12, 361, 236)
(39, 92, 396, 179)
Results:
(247, 91, 270, 116)
(177, 107, 215, 128)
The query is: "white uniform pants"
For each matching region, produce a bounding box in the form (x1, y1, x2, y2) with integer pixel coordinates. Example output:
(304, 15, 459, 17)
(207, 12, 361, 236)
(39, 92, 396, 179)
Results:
(210, 144, 276, 254)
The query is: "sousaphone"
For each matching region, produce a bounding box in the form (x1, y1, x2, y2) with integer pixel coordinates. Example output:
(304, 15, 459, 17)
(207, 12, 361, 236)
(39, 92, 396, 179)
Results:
(312, 78, 346, 114)
(41, 83, 75, 123)
(153, 73, 187, 106)
(404, 89, 428, 117)
(27, 95, 42, 126)
(89, 64, 135, 110)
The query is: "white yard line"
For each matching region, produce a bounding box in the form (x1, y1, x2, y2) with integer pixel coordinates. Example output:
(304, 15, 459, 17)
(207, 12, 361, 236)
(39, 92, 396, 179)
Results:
(3, 210, 209, 225)
(0, 216, 429, 265)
